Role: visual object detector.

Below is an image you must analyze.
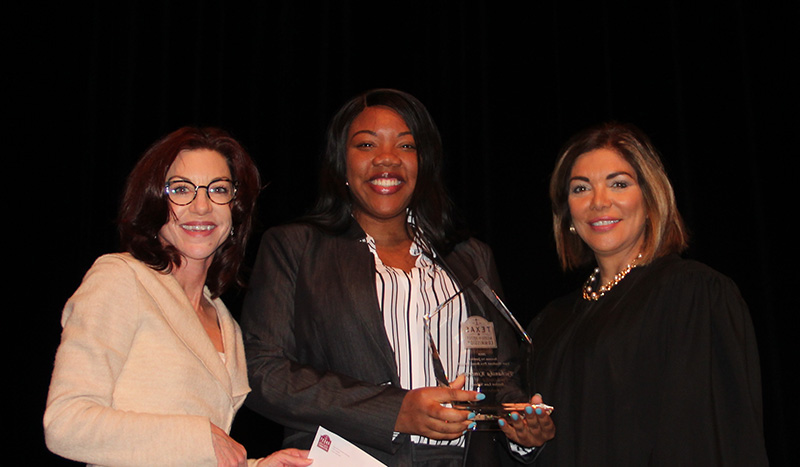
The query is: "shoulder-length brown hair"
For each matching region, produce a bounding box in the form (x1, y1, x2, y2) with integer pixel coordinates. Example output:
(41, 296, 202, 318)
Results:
(118, 127, 260, 297)
(549, 122, 688, 270)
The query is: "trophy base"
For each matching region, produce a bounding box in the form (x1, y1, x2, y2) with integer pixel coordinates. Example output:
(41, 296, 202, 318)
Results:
(452, 402, 529, 431)
(453, 402, 554, 431)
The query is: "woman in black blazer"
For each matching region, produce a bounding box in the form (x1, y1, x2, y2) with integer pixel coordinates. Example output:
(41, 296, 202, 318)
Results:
(241, 89, 554, 466)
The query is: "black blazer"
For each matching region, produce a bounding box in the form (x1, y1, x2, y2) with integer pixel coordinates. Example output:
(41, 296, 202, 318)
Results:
(240, 221, 523, 466)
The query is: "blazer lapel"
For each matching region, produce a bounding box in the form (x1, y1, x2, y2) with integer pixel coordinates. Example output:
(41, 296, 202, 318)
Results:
(217, 303, 251, 399)
(335, 223, 400, 375)
(128, 257, 234, 394)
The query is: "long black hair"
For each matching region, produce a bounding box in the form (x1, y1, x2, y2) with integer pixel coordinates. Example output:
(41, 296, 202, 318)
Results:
(302, 88, 466, 255)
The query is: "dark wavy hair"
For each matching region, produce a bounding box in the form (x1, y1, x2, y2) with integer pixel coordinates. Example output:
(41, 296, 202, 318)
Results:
(119, 127, 260, 297)
(303, 88, 465, 255)
(550, 122, 689, 270)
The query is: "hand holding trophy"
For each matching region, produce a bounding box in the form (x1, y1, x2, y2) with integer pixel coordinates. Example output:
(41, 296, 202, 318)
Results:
(424, 278, 553, 431)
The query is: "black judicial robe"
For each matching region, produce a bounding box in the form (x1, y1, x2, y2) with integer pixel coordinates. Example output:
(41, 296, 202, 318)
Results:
(528, 255, 768, 466)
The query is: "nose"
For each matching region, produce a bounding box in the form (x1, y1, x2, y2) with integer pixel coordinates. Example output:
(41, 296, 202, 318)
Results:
(373, 148, 402, 167)
(590, 186, 611, 210)
(188, 187, 213, 214)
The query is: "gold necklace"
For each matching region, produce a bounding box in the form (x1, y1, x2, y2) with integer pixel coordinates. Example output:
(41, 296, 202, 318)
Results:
(582, 254, 643, 301)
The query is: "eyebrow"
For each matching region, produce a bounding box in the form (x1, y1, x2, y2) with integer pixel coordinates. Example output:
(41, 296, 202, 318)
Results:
(569, 171, 634, 183)
(349, 130, 414, 139)
(166, 176, 233, 184)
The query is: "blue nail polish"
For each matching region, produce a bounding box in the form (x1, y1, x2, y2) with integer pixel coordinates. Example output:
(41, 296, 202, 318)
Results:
(536, 408, 543, 415)
(525, 406, 533, 415)
(468, 412, 476, 420)
(475, 393, 486, 401)
(468, 422, 476, 430)
(511, 413, 519, 421)
(498, 419, 506, 427)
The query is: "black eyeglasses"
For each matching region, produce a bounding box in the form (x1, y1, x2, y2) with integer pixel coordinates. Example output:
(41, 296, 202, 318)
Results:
(164, 178, 237, 206)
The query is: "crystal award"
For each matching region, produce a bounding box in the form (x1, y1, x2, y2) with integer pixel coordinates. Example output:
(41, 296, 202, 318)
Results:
(424, 277, 535, 430)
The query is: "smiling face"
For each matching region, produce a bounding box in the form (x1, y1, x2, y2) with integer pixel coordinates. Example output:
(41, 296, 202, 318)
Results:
(159, 148, 233, 270)
(346, 106, 418, 230)
(568, 148, 647, 274)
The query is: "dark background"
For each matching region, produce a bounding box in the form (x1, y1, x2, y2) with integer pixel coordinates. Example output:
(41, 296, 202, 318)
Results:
(13, 1, 793, 464)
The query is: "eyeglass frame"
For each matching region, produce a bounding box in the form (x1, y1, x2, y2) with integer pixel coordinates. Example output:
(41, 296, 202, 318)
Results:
(164, 177, 238, 206)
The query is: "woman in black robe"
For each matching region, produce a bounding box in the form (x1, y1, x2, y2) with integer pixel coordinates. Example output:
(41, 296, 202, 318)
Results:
(528, 122, 768, 465)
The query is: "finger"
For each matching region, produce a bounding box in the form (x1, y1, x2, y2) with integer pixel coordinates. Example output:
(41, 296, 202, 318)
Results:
(422, 417, 475, 439)
(424, 403, 475, 436)
(507, 410, 528, 431)
(448, 373, 466, 389)
(218, 449, 246, 467)
(224, 445, 247, 467)
(212, 437, 246, 466)
(497, 417, 518, 440)
(281, 448, 310, 458)
(536, 411, 556, 439)
(443, 387, 486, 404)
(257, 451, 312, 467)
(427, 402, 476, 426)
(284, 457, 314, 467)
(529, 393, 554, 415)
(503, 403, 556, 447)
(275, 453, 314, 467)
(527, 394, 556, 435)
(523, 405, 539, 426)
(445, 375, 488, 403)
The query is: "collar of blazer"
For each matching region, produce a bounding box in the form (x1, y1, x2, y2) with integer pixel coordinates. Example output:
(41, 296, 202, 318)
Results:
(117, 253, 250, 399)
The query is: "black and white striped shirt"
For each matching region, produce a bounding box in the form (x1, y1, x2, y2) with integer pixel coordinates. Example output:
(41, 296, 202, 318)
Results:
(366, 234, 468, 447)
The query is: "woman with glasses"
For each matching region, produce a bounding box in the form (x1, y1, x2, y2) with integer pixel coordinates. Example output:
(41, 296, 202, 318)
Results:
(44, 127, 312, 467)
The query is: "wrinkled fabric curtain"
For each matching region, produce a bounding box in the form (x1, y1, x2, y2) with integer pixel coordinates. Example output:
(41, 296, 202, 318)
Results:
(18, 1, 792, 464)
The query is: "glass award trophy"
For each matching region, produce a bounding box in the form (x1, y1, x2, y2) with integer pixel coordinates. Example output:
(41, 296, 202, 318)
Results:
(424, 277, 535, 430)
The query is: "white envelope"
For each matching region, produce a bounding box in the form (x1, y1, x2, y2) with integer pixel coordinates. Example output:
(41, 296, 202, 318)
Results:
(308, 426, 387, 466)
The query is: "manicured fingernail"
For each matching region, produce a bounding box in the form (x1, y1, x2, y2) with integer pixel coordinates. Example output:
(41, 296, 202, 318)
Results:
(525, 406, 533, 415)
(475, 393, 486, 401)
(511, 413, 519, 421)
(536, 408, 543, 415)
(468, 422, 476, 430)
(468, 412, 476, 420)
(498, 419, 506, 427)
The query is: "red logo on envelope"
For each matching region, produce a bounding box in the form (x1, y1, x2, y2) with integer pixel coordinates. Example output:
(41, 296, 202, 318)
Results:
(317, 434, 332, 452)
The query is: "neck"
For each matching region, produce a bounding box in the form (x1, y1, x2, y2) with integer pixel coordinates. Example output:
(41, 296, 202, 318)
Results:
(595, 251, 642, 285)
(354, 213, 417, 272)
(354, 213, 412, 248)
(171, 258, 211, 311)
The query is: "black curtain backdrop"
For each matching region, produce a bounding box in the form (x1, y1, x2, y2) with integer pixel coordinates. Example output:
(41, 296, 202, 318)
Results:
(13, 1, 794, 465)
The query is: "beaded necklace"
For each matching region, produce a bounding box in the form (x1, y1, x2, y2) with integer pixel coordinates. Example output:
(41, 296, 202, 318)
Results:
(582, 253, 643, 301)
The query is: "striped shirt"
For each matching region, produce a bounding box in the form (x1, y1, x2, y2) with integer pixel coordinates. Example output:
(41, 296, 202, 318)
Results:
(365, 234, 468, 447)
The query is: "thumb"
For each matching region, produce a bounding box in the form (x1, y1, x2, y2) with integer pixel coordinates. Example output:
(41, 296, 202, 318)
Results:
(449, 373, 466, 389)
(444, 374, 483, 403)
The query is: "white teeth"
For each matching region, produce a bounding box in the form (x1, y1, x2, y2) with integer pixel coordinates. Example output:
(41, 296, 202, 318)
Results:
(370, 179, 402, 187)
(591, 220, 620, 226)
(181, 224, 215, 231)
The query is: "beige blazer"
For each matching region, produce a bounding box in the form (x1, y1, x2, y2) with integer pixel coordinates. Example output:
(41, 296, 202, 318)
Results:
(44, 253, 251, 466)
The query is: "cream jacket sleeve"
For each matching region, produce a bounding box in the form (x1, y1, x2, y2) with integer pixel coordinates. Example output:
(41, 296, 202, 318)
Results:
(44, 253, 251, 466)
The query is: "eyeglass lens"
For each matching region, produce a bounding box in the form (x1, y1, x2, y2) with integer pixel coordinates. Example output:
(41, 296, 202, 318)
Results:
(166, 179, 235, 205)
